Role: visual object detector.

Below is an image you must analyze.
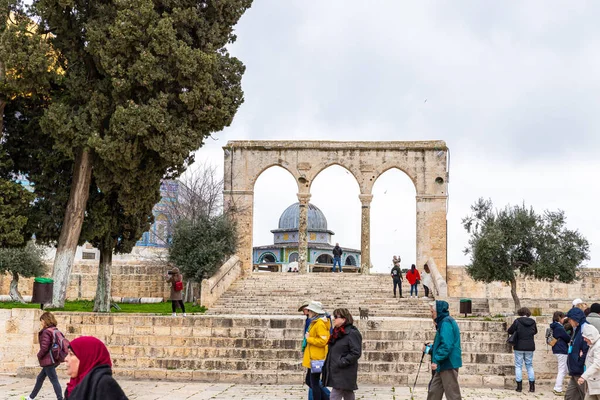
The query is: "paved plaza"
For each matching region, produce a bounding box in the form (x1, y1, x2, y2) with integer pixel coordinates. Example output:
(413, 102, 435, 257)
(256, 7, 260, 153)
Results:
(1, 376, 557, 399)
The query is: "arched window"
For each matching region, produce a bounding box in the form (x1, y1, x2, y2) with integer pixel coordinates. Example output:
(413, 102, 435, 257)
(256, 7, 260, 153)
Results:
(289, 252, 299, 263)
(259, 253, 276, 263)
(316, 254, 333, 264)
(345, 255, 357, 266)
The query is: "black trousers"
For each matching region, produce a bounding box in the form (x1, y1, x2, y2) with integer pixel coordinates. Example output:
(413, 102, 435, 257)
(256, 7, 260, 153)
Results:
(171, 300, 185, 313)
(393, 279, 402, 296)
(306, 368, 323, 400)
(30, 365, 63, 400)
(424, 285, 430, 297)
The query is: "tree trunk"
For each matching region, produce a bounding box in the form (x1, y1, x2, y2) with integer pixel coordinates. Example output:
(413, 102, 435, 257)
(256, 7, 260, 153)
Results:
(184, 280, 193, 303)
(510, 278, 521, 314)
(9, 271, 25, 303)
(93, 243, 113, 312)
(50, 148, 93, 307)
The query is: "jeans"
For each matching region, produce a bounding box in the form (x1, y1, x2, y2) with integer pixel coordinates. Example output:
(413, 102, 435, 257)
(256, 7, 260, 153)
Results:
(171, 300, 185, 313)
(306, 369, 323, 400)
(393, 279, 402, 297)
(332, 257, 342, 272)
(553, 353, 568, 392)
(514, 350, 535, 382)
(410, 283, 418, 297)
(30, 365, 63, 400)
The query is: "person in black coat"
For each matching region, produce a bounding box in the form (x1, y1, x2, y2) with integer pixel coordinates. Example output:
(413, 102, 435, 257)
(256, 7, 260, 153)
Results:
(64, 336, 128, 400)
(322, 308, 362, 400)
(549, 311, 571, 395)
(507, 307, 538, 393)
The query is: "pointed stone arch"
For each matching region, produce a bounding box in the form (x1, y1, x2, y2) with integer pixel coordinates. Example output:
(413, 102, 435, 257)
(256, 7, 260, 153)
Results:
(224, 141, 449, 278)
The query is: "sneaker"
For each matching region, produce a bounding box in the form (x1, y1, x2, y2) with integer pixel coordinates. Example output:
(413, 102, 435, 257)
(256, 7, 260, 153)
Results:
(172, 313, 177, 317)
(421, 296, 429, 299)
(183, 313, 187, 317)
(552, 390, 564, 396)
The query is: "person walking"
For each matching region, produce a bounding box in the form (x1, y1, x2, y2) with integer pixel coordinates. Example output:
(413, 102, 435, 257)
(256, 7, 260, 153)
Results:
(587, 303, 600, 333)
(427, 300, 462, 400)
(391, 257, 403, 298)
(549, 311, 571, 396)
(422, 263, 434, 299)
(578, 324, 600, 400)
(406, 264, 421, 298)
(507, 307, 538, 393)
(64, 336, 128, 400)
(22, 312, 64, 400)
(332, 243, 343, 273)
(166, 267, 186, 316)
(303, 301, 331, 400)
(565, 307, 590, 400)
(322, 308, 362, 400)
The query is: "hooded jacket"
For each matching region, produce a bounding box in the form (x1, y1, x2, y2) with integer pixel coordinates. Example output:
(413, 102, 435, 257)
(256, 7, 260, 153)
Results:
(406, 267, 421, 285)
(507, 316, 537, 352)
(431, 300, 462, 371)
(587, 312, 600, 334)
(581, 324, 600, 395)
(550, 321, 571, 355)
(567, 307, 590, 377)
(303, 315, 331, 369)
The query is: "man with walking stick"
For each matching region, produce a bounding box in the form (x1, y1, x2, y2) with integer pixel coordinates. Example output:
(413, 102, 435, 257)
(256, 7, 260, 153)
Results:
(427, 300, 463, 400)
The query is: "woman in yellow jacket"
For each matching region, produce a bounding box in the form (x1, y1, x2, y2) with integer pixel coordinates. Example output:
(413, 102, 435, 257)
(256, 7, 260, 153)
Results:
(303, 301, 331, 400)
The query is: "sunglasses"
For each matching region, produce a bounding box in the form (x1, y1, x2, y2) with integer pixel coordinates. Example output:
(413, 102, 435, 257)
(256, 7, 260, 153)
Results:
(334, 315, 344, 319)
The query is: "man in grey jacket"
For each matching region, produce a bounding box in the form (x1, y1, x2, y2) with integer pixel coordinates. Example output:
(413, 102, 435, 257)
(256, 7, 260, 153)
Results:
(588, 303, 600, 333)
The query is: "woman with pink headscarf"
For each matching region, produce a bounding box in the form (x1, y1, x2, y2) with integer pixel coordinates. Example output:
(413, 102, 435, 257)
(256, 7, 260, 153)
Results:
(64, 336, 128, 400)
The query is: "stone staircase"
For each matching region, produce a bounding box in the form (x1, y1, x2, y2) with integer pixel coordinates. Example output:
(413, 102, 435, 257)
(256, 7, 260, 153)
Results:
(18, 313, 524, 388)
(206, 273, 489, 317)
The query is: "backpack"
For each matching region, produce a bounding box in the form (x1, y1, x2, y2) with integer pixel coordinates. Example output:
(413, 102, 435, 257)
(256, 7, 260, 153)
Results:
(174, 280, 183, 292)
(49, 328, 69, 364)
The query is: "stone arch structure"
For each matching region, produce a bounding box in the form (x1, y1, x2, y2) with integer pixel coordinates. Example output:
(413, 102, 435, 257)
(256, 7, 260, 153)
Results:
(224, 140, 449, 277)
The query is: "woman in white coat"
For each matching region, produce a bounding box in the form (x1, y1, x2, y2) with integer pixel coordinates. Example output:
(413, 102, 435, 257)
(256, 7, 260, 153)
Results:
(578, 324, 600, 400)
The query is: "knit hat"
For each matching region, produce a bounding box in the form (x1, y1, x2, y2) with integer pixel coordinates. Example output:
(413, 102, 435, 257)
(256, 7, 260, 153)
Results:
(591, 303, 600, 314)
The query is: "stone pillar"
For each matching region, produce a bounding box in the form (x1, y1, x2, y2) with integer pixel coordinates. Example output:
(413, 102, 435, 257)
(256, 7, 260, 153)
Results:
(297, 193, 311, 273)
(416, 195, 448, 279)
(224, 190, 254, 276)
(359, 194, 373, 274)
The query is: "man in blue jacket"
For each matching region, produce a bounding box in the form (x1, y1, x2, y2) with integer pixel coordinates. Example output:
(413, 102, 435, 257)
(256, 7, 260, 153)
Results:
(427, 300, 462, 400)
(565, 307, 589, 400)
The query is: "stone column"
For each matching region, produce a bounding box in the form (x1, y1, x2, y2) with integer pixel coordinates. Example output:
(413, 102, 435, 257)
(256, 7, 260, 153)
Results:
(224, 190, 254, 276)
(297, 193, 311, 273)
(416, 195, 448, 279)
(359, 193, 373, 274)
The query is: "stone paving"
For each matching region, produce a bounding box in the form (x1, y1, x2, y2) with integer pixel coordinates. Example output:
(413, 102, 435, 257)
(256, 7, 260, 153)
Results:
(0, 376, 558, 399)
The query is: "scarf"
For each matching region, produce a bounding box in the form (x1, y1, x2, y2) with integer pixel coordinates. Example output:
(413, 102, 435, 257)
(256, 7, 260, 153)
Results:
(328, 324, 347, 344)
(66, 336, 112, 397)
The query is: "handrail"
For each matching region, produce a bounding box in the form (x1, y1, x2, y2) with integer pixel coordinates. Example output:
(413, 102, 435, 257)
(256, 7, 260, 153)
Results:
(210, 259, 240, 293)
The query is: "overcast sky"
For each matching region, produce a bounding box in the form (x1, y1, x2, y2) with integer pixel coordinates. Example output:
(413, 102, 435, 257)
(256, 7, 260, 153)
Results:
(193, 1, 600, 272)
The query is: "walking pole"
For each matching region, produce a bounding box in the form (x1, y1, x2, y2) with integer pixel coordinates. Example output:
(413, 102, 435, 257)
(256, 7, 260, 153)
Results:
(411, 350, 426, 400)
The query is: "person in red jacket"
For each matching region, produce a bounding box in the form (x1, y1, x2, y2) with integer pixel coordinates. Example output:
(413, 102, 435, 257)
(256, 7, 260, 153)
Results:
(23, 312, 64, 400)
(406, 264, 421, 298)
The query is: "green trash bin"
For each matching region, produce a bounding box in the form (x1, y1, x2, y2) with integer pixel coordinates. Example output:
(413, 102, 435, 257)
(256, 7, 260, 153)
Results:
(32, 277, 54, 309)
(459, 299, 472, 317)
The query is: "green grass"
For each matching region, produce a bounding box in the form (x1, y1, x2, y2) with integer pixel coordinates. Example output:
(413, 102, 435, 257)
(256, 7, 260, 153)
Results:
(0, 300, 206, 314)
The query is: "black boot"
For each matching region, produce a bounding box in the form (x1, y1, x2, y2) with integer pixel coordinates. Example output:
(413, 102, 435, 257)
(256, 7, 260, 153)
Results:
(516, 381, 522, 392)
(529, 381, 535, 393)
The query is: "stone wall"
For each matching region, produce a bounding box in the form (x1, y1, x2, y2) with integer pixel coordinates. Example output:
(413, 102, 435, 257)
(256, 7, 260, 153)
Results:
(0, 309, 40, 373)
(0, 260, 171, 301)
(448, 265, 600, 307)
